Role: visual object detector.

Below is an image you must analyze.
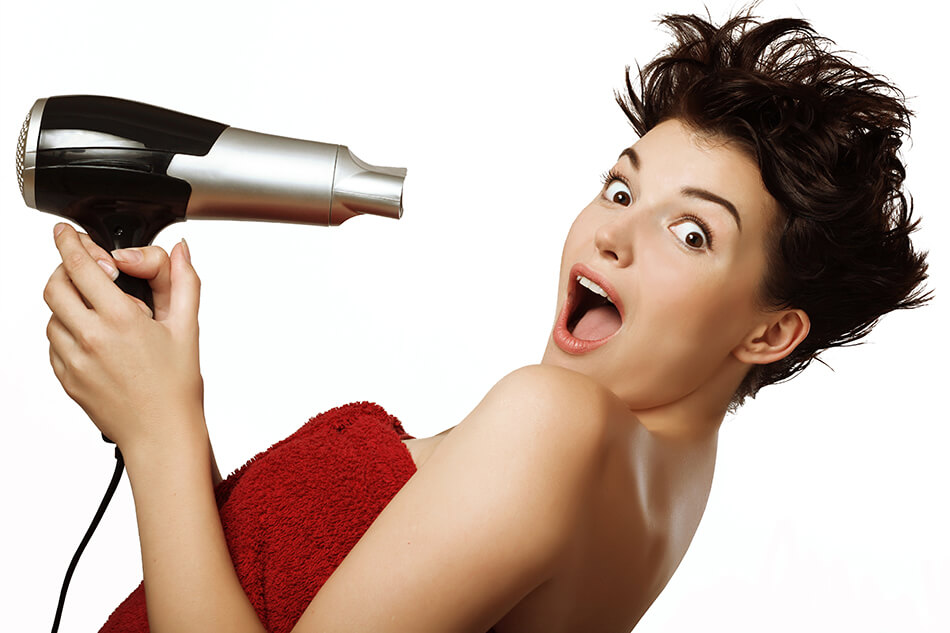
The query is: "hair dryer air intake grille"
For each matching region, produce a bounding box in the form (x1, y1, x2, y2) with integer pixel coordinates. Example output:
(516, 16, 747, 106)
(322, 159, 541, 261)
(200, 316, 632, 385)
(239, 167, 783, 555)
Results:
(16, 109, 30, 196)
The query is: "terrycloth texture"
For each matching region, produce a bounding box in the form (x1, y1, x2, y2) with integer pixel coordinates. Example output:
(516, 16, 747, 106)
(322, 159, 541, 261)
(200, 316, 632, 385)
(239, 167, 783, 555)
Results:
(99, 401, 494, 633)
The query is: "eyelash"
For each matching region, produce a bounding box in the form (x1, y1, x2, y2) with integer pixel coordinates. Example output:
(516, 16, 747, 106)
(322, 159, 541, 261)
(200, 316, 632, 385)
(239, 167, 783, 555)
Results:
(598, 169, 716, 250)
(599, 168, 627, 190)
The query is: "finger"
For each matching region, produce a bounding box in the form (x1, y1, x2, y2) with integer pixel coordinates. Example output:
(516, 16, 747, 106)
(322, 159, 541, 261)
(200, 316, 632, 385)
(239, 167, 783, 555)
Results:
(47, 312, 76, 352)
(50, 342, 63, 369)
(130, 296, 154, 319)
(53, 224, 123, 315)
(50, 343, 66, 383)
(169, 239, 201, 329)
(76, 231, 120, 275)
(111, 245, 171, 321)
(44, 263, 94, 334)
(47, 313, 76, 377)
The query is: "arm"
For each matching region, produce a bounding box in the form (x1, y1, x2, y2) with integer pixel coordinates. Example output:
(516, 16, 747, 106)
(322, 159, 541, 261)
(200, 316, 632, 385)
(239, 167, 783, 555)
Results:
(44, 225, 266, 632)
(123, 415, 265, 633)
(293, 363, 616, 632)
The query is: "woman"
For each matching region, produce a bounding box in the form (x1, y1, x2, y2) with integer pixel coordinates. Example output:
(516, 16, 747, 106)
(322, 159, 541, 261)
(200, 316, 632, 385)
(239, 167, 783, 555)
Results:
(41, 9, 929, 633)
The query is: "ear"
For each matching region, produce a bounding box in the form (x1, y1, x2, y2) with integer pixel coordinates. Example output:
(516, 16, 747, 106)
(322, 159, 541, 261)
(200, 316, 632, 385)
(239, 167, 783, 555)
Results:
(732, 309, 810, 365)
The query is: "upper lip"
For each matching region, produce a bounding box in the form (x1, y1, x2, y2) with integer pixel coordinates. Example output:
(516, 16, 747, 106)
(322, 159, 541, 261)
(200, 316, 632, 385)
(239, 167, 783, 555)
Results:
(569, 263, 625, 322)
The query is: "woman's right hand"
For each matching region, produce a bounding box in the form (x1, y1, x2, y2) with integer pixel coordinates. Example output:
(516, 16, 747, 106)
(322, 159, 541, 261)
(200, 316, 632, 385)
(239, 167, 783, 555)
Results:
(77, 234, 221, 484)
(45, 225, 204, 452)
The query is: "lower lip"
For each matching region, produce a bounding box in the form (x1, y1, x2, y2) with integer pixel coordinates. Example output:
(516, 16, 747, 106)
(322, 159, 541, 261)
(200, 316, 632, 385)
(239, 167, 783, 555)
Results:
(552, 286, 619, 355)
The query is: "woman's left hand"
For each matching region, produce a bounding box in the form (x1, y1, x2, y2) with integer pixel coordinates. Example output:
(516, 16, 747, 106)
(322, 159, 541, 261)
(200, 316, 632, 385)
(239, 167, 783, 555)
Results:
(44, 223, 205, 453)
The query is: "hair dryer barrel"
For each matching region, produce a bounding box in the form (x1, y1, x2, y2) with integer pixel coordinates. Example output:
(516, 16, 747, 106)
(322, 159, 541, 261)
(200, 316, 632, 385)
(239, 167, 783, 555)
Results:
(16, 95, 406, 245)
(167, 127, 405, 226)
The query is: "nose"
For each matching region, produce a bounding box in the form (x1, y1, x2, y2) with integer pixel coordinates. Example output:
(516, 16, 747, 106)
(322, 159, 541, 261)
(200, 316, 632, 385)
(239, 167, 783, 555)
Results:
(594, 214, 634, 267)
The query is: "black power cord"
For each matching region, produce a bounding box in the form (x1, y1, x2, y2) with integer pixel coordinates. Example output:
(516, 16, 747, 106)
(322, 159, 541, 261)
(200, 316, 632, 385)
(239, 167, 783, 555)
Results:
(51, 447, 125, 633)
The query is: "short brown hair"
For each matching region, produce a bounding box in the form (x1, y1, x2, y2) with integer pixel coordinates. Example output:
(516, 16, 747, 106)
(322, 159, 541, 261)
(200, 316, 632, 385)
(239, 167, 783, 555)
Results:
(616, 7, 931, 406)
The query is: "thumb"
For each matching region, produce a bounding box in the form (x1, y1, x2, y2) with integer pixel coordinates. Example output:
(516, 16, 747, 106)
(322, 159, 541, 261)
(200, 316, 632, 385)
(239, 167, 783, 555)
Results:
(169, 239, 201, 330)
(111, 245, 171, 319)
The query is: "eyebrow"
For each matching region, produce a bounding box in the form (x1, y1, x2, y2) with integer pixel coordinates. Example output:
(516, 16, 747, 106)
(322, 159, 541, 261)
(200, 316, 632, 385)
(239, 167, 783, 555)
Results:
(617, 147, 742, 232)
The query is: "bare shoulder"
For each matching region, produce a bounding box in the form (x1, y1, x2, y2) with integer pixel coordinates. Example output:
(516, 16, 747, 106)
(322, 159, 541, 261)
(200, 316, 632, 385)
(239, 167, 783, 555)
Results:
(472, 363, 633, 480)
(443, 363, 633, 540)
(492, 362, 618, 398)
(433, 363, 633, 521)
(483, 363, 630, 442)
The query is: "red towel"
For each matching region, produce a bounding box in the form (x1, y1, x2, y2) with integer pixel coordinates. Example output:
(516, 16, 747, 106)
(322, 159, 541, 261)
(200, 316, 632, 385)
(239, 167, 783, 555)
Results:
(99, 401, 423, 632)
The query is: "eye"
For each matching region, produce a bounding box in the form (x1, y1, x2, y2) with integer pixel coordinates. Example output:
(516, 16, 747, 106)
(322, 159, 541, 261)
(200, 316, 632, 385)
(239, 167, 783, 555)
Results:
(670, 218, 712, 250)
(604, 180, 632, 206)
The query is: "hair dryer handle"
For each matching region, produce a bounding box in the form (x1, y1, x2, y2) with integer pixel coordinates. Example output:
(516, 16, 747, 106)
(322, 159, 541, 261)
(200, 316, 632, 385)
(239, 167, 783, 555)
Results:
(79, 213, 161, 315)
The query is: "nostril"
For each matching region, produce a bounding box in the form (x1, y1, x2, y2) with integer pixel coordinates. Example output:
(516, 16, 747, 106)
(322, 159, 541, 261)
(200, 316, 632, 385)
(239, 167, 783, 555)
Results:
(595, 244, 620, 262)
(594, 225, 632, 265)
(594, 224, 623, 262)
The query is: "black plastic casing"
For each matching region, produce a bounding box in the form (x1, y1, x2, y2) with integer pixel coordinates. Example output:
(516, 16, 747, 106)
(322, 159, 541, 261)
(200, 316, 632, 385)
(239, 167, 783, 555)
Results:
(35, 95, 228, 248)
(33, 95, 228, 308)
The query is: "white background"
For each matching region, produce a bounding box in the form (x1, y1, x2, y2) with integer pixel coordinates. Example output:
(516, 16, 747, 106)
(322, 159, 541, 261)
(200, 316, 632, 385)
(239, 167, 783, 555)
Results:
(1, 1, 946, 631)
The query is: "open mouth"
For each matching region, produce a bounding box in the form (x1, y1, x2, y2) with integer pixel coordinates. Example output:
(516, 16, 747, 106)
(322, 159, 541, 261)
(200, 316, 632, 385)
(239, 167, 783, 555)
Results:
(566, 271, 623, 341)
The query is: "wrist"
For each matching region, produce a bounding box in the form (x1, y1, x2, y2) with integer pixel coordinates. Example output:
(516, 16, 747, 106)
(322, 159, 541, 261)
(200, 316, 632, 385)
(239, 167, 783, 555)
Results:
(120, 408, 210, 477)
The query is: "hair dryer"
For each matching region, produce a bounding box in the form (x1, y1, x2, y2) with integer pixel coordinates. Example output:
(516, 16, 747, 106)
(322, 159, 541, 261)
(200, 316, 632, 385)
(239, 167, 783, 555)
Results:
(16, 95, 407, 311)
(18, 96, 408, 632)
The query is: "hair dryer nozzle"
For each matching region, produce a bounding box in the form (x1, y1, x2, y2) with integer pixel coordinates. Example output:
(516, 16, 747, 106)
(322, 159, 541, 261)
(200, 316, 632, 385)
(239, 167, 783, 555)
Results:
(332, 146, 406, 223)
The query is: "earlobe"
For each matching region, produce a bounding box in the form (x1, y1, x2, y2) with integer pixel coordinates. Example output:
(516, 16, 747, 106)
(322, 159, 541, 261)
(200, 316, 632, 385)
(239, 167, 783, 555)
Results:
(732, 309, 810, 365)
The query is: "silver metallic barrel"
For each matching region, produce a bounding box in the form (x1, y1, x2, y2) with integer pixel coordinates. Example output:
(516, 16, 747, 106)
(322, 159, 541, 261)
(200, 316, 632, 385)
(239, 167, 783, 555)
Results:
(166, 127, 406, 226)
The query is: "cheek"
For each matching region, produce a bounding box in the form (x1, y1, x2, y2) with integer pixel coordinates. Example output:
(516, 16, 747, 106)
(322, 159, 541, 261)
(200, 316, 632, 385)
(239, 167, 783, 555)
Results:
(638, 256, 703, 315)
(622, 274, 746, 404)
(639, 258, 750, 346)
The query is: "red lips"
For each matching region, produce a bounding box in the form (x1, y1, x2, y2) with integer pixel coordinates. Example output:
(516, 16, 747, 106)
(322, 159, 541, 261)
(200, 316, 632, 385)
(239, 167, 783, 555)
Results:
(552, 263, 625, 354)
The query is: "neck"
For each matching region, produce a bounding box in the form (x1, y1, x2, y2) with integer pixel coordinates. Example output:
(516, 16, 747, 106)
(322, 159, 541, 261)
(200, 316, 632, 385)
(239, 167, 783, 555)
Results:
(630, 354, 747, 442)
(633, 398, 723, 443)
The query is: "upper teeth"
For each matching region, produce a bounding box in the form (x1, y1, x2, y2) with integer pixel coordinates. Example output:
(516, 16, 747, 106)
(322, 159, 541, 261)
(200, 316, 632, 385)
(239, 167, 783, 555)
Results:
(577, 275, 613, 303)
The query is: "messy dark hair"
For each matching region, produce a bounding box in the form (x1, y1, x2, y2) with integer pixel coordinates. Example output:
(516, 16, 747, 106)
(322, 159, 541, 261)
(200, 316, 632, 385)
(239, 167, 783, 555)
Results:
(617, 6, 931, 407)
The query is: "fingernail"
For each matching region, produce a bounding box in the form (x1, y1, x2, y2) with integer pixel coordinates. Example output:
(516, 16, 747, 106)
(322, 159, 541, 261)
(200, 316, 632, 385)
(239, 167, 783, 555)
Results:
(54, 223, 66, 237)
(112, 248, 143, 263)
(181, 238, 192, 263)
(97, 258, 119, 280)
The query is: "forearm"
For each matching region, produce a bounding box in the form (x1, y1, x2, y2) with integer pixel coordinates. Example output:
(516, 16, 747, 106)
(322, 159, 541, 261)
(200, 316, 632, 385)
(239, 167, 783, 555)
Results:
(123, 413, 265, 633)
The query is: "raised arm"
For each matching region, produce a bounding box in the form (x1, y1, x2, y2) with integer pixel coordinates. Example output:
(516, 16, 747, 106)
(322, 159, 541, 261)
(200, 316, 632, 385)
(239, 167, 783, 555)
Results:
(44, 225, 266, 632)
